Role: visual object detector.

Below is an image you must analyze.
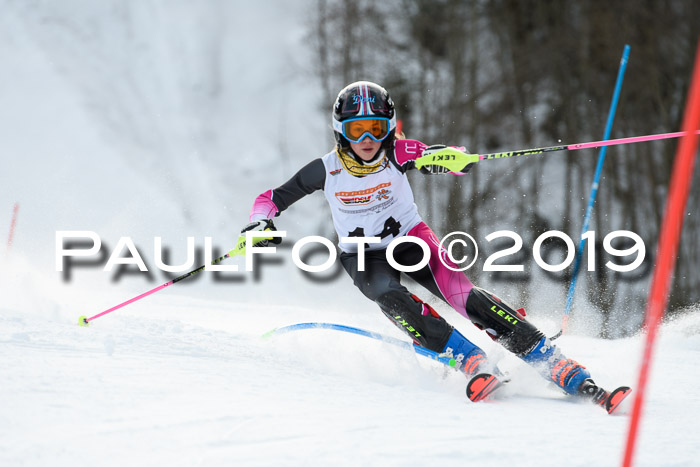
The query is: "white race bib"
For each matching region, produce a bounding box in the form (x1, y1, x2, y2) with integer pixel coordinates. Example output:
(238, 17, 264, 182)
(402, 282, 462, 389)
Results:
(322, 151, 422, 252)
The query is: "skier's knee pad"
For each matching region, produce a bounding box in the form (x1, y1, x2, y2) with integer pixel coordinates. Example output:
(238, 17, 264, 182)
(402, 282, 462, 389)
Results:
(464, 287, 544, 356)
(376, 291, 453, 353)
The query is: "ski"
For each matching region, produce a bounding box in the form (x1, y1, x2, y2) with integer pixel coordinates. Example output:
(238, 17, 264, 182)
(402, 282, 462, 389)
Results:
(603, 386, 633, 415)
(466, 373, 506, 402)
(266, 322, 633, 414)
(262, 322, 459, 367)
(466, 372, 632, 415)
(579, 378, 633, 414)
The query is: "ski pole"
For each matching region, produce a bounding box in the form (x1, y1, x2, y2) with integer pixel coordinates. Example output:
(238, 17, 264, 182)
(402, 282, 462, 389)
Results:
(410, 130, 700, 173)
(77, 231, 267, 327)
(553, 44, 631, 340)
(477, 129, 700, 161)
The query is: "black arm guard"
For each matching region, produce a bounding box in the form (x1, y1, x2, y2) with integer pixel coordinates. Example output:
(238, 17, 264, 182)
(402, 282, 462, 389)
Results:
(465, 287, 545, 356)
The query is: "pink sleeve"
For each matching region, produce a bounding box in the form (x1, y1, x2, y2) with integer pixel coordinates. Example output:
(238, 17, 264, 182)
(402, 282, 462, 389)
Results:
(249, 189, 279, 221)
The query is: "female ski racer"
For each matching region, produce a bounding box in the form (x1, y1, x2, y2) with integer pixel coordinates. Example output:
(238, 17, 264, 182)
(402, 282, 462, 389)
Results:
(243, 81, 622, 407)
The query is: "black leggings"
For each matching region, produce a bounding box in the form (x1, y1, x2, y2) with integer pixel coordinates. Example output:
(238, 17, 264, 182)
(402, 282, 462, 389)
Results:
(340, 242, 454, 352)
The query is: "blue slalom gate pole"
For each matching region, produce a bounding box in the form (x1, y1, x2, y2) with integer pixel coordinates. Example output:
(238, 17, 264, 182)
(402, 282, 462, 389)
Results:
(554, 44, 631, 339)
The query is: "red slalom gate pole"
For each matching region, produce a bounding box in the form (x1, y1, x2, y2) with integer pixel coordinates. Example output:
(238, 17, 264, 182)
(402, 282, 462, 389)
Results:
(6, 203, 19, 256)
(622, 39, 700, 467)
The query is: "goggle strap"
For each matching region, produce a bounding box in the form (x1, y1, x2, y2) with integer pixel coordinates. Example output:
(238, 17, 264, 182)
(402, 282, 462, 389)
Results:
(388, 115, 397, 131)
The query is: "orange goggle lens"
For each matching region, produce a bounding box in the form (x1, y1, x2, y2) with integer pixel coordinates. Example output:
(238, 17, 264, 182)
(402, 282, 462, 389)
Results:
(342, 118, 390, 143)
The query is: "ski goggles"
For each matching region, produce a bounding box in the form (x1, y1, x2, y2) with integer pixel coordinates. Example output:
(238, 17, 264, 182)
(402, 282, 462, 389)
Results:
(333, 116, 397, 143)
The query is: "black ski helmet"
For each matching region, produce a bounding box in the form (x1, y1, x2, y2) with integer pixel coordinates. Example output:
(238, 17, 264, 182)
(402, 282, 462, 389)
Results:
(332, 81, 396, 151)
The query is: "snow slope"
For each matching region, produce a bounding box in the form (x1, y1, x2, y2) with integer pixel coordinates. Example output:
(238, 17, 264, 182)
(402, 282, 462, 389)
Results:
(2, 289, 700, 466)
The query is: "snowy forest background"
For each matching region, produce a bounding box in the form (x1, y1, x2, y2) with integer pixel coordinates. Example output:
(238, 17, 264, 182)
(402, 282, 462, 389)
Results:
(311, 0, 700, 332)
(2, 0, 699, 338)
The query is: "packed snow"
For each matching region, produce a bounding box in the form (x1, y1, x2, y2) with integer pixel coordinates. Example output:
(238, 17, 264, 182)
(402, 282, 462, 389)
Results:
(2, 270, 700, 466)
(1, 2, 699, 466)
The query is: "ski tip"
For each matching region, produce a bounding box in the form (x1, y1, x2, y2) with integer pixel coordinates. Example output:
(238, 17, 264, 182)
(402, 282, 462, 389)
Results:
(606, 386, 632, 415)
(78, 315, 89, 327)
(466, 373, 503, 402)
(260, 328, 277, 339)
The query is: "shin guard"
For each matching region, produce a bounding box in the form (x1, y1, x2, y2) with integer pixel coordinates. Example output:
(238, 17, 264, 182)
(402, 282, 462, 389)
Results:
(375, 291, 453, 353)
(464, 287, 544, 356)
(464, 287, 589, 394)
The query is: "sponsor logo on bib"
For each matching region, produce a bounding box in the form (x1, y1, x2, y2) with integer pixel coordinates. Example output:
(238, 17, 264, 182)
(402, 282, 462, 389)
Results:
(335, 182, 392, 206)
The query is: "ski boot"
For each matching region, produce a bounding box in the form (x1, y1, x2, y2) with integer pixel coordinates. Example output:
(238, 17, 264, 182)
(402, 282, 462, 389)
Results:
(440, 327, 490, 377)
(525, 338, 632, 413)
(440, 328, 513, 402)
